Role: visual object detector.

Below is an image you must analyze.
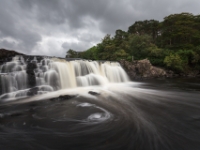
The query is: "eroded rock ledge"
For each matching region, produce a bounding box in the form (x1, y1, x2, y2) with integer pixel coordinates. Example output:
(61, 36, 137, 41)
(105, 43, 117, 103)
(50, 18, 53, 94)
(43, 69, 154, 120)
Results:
(119, 59, 169, 80)
(0, 49, 24, 63)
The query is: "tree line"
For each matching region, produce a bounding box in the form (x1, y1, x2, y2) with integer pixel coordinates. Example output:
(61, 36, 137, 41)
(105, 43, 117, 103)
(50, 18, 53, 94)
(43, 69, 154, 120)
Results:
(66, 12, 200, 73)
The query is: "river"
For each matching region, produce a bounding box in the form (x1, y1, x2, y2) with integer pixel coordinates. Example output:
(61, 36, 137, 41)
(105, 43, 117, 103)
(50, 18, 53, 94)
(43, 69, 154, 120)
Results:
(0, 56, 200, 150)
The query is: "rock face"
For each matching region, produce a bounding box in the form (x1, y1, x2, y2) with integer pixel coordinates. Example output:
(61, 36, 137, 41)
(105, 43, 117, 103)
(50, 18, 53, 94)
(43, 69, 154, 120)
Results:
(26, 62, 37, 88)
(119, 59, 167, 79)
(0, 49, 24, 63)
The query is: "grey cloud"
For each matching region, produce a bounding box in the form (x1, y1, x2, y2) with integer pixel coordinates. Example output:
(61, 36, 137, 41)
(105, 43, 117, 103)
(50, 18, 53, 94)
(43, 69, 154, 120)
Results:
(62, 41, 91, 52)
(0, 1, 42, 54)
(18, 0, 128, 32)
(18, 29, 42, 49)
(0, 0, 200, 57)
(0, 39, 17, 50)
(19, 0, 82, 28)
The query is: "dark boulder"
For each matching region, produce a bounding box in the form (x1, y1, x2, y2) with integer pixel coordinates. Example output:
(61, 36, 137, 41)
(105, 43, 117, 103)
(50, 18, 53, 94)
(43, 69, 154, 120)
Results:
(58, 95, 77, 100)
(88, 91, 100, 95)
(27, 87, 39, 96)
(26, 62, 37, 88)
(0, 76, 2, 95)
(50, 95, 77, 101)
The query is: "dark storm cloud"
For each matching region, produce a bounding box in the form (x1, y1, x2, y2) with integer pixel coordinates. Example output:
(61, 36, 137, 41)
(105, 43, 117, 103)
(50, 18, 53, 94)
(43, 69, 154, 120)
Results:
(0, 0, 199, 57)
(61, 32, 101, 54)
(19, 0, 68, 25)
(0, 1, 42, 54)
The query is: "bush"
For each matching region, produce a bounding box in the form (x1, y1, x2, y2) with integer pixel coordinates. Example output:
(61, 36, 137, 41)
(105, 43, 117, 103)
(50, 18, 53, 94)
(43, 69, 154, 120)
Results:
(164, 54, 185, 72)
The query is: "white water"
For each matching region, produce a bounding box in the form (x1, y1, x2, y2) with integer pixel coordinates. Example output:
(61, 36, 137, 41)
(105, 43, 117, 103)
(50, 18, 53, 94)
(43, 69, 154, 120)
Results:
(0, 56, 27, 94)
(0, 56, 129, 100)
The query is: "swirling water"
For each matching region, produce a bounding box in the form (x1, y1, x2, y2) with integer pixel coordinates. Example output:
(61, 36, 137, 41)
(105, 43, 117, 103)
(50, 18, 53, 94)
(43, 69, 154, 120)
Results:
(0, 56, 200, 150)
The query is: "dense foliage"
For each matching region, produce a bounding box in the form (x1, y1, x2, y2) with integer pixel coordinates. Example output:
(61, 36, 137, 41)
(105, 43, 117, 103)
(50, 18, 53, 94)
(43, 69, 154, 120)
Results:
(66, 13, 200, 73)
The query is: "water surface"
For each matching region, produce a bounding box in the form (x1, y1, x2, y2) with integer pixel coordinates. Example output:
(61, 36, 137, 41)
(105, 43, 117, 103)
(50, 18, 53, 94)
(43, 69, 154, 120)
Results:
(0, 78, 200, 150)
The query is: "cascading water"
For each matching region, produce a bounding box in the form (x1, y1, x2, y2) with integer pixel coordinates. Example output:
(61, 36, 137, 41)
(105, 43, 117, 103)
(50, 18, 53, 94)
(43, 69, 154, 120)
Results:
(0, 56, 28, 98)
(0, 55, 129, 100)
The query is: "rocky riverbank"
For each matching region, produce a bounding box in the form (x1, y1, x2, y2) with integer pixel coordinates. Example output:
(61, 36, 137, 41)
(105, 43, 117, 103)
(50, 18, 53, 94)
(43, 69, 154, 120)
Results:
(119, 59, 167, 80)
(119, 59, 200, 80)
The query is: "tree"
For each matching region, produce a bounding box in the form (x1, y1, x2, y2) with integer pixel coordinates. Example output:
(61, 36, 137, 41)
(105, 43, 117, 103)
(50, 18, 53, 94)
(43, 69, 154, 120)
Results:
(114, 29, 128, 47)
(164, 53, 185, 72)
(82, 46, 98, 60)
(128, 20, 160, 43)
(66, 49, 78, 58)
(161, 13, 199, 49)
(128, 34, 153, 60)
(95, 34, 117, 60)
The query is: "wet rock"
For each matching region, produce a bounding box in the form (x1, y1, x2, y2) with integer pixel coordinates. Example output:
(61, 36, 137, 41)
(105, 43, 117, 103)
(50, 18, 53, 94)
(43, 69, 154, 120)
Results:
(26, 62, 37, 74)
(27, 87, 39, 96)
(59, 95, 76, 100)
(186, 71, 200, 77)
(0, 76, 2, 95)
(50, 95, 77, 101)
(26, 62, 37, 88)
(0, 49, 24, 63)
(88, 91, 100, 95)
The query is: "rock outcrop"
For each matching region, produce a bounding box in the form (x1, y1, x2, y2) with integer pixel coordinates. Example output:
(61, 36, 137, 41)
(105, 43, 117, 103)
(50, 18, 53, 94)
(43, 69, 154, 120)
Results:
(119, 59, 167, 79)
(0, 48, 21, 56)
(26, 62, 37, 88)
(0, 49, 24, 61)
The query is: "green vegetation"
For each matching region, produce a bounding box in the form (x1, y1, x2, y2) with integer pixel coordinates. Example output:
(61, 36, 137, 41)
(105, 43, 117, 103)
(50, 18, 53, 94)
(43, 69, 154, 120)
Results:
(66, 13, 200, 73)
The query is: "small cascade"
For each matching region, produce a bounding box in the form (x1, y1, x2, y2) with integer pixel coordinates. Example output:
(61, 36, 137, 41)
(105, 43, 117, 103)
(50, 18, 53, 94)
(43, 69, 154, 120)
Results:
(0, 56, 129, 100)
(101, 62, 129, 83)
(0, 56, 28, 94)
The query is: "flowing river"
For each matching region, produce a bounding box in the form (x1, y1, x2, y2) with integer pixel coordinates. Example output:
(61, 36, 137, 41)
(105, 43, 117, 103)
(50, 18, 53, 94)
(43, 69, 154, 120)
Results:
(0, 56, 200, 150)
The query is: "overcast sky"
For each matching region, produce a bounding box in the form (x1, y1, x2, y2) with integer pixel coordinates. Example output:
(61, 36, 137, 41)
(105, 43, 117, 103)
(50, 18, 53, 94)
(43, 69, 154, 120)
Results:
(0, 0, 199, 57)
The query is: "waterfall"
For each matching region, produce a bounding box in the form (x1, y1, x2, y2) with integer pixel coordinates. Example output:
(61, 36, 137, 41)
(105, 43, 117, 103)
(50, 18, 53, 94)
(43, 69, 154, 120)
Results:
(0, 56, 129, 100)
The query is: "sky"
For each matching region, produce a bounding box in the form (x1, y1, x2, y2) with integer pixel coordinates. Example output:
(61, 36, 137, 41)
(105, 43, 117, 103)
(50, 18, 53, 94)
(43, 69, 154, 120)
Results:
(0, 0, 199, 57)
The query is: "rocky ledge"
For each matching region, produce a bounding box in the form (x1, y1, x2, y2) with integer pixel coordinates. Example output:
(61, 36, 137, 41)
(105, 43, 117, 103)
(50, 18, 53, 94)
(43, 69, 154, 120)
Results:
(0, 49, 24, 63)
(119, 59, 170, 80)
(119, 59, 200, 79)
